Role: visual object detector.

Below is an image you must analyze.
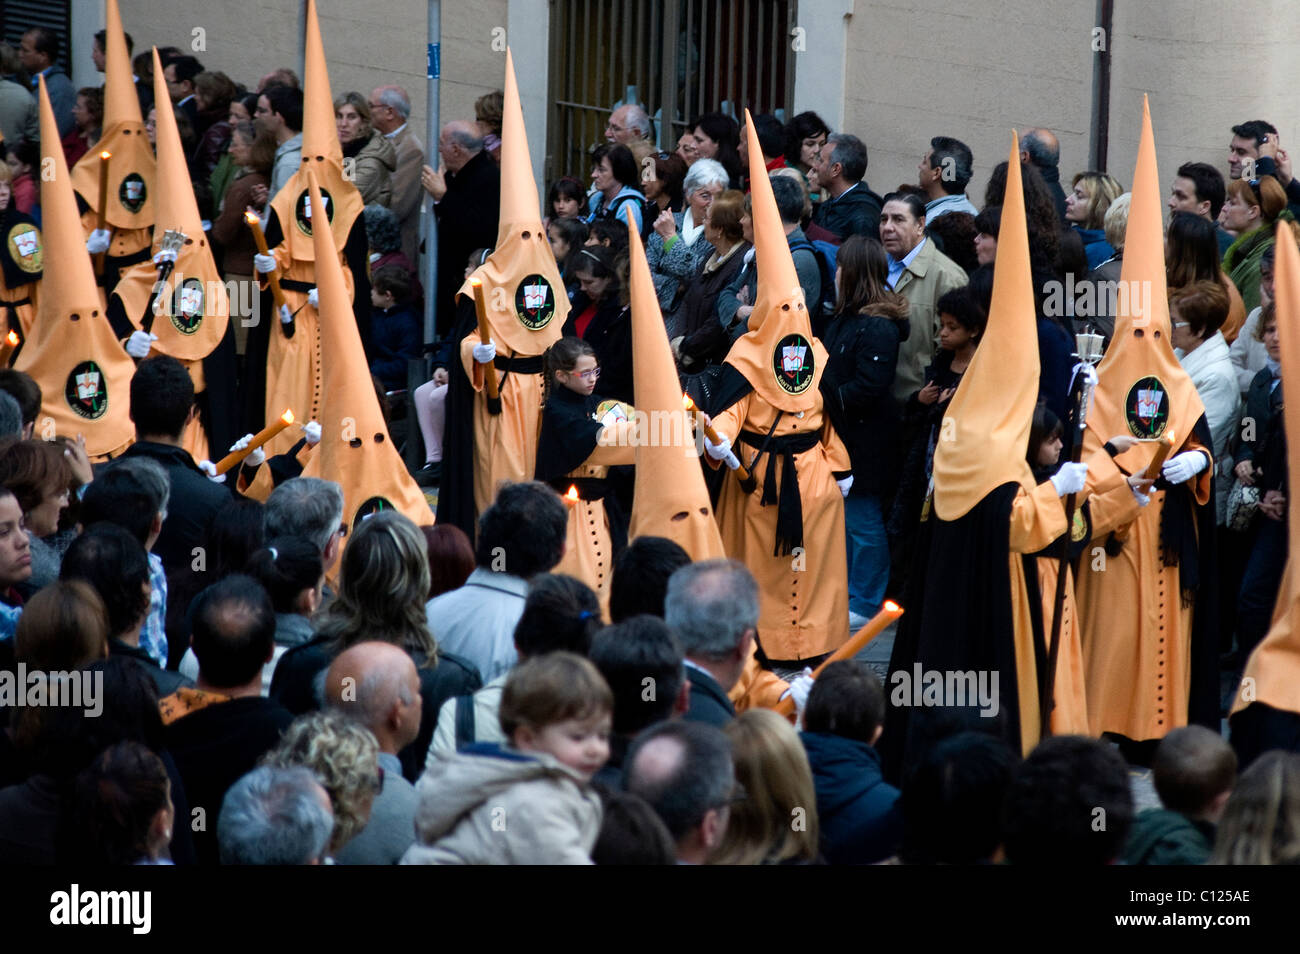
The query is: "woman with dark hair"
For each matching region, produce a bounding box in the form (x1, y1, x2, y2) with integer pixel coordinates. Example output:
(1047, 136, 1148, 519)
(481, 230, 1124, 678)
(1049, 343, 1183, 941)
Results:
(0, 439, 75, 589)
(1222, 174, 1289, 313)
(62, 86, 103, 168)
(690, 112, 742, 189)
(925, 210, 978, 274)
(642, 153, 687, 219)
(335, 90, 397, 206)
(563, 245, 633, 404)
(421, 523, 475, 599)
(270, 511, 481, 780)
(547, 216, 589, 292)
(983, 160, 1063, 272)
(546, 175, 587, 224)
(1166, 210, 1247, 343)
(784, 110, 831, 201)
(192, 70, 238, 179)
(973, 206, 1000, 266)
(244, 535, 325, 688)
(211, 121, 276, 356)
(820, 236, 910, 624)
(71, 741, 175, 865)
(586, 144, 645, 232)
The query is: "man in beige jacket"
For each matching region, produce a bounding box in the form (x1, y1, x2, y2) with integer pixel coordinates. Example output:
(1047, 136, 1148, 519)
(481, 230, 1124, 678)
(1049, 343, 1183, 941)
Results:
(371, 85, 425, 265)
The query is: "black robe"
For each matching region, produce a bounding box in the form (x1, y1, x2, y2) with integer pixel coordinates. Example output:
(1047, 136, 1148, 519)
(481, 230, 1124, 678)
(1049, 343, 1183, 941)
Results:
(433, 297, 480, 539)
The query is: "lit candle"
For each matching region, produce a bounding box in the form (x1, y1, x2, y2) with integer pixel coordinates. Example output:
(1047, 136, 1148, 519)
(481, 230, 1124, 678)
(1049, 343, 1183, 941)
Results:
(775, 601, 905, 717)
(683, 394, 749, 480)
(564, 485, 580, 507)
(213, 409, 295, 474)
(0, 330, 20, 366)
(469, 279, 500, 402)
(95, 151, 112, 231)
(244, 211, 289, 315)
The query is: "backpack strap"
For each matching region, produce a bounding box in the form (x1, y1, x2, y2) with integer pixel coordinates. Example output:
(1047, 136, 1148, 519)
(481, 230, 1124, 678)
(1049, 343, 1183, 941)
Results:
(454, 693, 477, 750)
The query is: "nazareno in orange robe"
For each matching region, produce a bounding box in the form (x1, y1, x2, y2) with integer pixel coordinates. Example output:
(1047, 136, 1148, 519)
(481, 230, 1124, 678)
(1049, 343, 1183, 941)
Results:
(709, 389, 851, 662)
(1075, 433, 1212, 741)
(461, 330, 546, 518)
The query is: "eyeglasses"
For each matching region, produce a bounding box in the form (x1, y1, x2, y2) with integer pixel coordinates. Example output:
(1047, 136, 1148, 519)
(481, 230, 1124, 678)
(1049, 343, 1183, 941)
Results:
(574, 367, 601, 380)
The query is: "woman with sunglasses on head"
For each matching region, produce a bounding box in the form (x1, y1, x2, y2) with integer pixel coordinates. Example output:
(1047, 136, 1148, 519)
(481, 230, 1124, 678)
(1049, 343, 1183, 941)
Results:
(535, 337, 636, 613)
(1222, 174, 1289, 314)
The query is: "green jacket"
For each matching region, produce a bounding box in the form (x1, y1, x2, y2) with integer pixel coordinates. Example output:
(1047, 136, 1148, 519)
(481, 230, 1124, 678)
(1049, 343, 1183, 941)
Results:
(1124, 808, 1214, 866)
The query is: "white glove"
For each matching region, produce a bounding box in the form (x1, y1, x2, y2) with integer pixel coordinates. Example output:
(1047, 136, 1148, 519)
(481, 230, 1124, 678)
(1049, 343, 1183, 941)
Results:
(1050, 461, 1089, 497)
(152, 248, 178, 266)
(87, 229, 112, 254)
(704, 434, 732, 462)
(197, 460, 227, 483)
(836, 475, 854, 497)
(307, 287, 319, 309)
(230, 433, 266, 467)
(125, 331, 157, 359)
(1163, 450, 1208, 485)
(473, 341, 497, 365)
(279, 304, 293, 325)
(253, 252, 278, 274)
(1130, 484, 1151, 507)
(304, 420, 322, 446)
(780, 668, 815, 723)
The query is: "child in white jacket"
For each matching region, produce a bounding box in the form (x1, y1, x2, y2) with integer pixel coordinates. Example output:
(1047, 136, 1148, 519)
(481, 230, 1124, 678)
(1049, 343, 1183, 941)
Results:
(402, 652, 612, 865)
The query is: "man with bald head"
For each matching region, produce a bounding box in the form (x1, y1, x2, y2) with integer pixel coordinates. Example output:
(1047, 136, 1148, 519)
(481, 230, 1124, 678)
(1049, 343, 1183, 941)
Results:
(370, 85, 425, 264)
(625, 721, 735, 864)
(421, 120, 501, 334)
(326, 642, 423, 864)
(1020, 127, 1067, 224)
(606, 103, 653, 146)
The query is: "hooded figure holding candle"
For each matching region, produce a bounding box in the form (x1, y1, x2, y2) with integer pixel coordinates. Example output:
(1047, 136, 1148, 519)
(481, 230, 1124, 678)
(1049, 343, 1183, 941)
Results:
(1229, 219, 1300, 766)
(105, 48, 239, 464)
(0, 162, 42, 346)
(883, 132, 1106, 773)
(15, 78, 136, 459)
(436, 48, 569, 538)
(70, 0, 155, 295)
(1074, 98, 1220, 749)
(243, 0, 370, 457)
(700, 111, 851, 666)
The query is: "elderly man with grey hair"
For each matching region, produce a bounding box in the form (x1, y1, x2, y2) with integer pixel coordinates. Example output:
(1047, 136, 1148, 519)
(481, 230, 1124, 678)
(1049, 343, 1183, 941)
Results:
(811, 132, 883, 242)
(606, 103, 653, 146)
(219, 765, 335, 865)
(370, 85, 425, 264)
(325, 642, 422, 864)
(1020, 127, 1067, 223)
(663, 559, 759, 726)
(264, 477, 345, 573)
(421, 119, 501, 335)
(646, 157, 730, 315)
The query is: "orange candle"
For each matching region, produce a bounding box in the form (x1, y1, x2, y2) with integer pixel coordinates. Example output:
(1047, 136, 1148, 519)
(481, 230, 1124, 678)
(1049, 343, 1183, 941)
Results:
(95, 151, 112, 230)
(244, 211, 289, 314)
(775, 601, 905, 717)
(1141, 429, 1175, 481)
(470, 279, 500, 402)
(213, 409, 295, 474)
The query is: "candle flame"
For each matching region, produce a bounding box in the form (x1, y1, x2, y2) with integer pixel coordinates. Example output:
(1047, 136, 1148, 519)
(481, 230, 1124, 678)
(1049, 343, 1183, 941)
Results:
(281, 409, 295, 425)
(5, 331, 18, 346)
(99, 150, 112, 161)
(244, 211, 261, 225)
(564, 485, 579, 503)
(682, 394, 696, 411)
(883, 600, 902, 613)
(470, 277, 483, 288)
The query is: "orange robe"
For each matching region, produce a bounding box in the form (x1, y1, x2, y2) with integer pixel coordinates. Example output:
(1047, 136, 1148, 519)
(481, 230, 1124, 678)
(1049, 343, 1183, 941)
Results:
(261, 249, 354, 458)
(710, 390, 851, 661)
(1075, 435, 1212, 741)
(553, 422, 636, 616)
(461, 330, 545, 518)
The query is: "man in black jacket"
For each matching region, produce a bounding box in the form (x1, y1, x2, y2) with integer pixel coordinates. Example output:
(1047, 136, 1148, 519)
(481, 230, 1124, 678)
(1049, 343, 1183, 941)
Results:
(664, 560, 759, 726)
(1021, 128, 1068, 225)
(812, 133, 883, 242)
(422, 120, 501, 336)
(120, 357, 232, 579)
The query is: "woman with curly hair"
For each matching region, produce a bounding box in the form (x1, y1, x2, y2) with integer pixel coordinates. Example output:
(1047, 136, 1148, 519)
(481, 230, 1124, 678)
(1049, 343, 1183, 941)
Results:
(269, 511, 481, 780)
(263, 709, 381, 857)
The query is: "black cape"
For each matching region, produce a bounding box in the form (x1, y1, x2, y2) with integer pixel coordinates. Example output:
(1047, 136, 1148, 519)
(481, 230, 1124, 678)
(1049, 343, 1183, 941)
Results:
(434, 297, 480, 539)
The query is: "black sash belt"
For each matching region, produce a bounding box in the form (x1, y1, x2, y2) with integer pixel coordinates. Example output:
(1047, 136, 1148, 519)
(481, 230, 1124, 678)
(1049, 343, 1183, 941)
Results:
(737, 429, 820, 556)
(280, 278, 315, 293)
(96, 246, 152, 286)
(495, 354, 543, 374)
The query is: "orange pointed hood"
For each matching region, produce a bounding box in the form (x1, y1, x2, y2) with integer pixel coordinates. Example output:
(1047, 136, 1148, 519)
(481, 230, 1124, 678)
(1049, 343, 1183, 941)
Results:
(1234, 219, 1300, 716)
(268, 0, 363, 262)
(455, 47, 567, 356)
(16, 79, 135, 457)
(626, 218, 726, 560)
(933, 132, 1040, 520)
(300, 168, 431, 531)
(70, 0, 154, 230)
(1085, 96, 1205, 469)
(112, 49, 230, 361)
(723, 109, 825, 413)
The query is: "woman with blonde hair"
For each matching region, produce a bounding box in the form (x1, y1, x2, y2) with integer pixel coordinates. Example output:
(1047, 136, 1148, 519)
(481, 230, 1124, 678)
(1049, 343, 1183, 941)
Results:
(263, 709, 382, 856)
(1065, 170, 1123, 269)
(709, 709, 820, 865)
(1222, 174, 1289, 313)
(1211, 751, 1300, 865)
(270, 511, 482, 779)
(334, 91, 396, 206)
